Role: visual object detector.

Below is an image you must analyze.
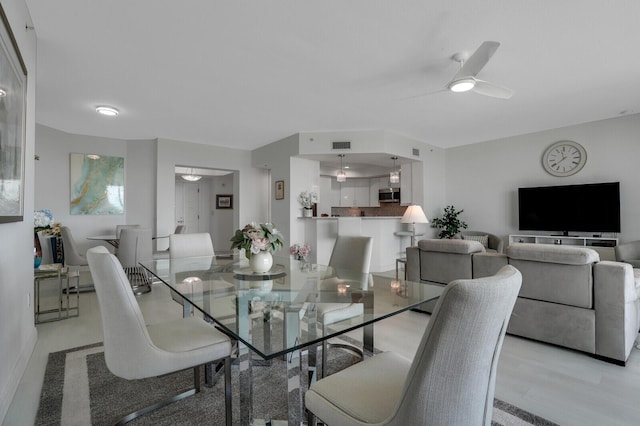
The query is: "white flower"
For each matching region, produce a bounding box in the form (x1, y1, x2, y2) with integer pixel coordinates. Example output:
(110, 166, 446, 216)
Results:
(298, 190, 318, 209)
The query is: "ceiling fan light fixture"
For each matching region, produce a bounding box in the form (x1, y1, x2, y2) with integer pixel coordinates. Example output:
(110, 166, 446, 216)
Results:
(448, 78, 475, 93)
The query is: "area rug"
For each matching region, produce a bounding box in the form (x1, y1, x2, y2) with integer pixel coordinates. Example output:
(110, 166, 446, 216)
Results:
(35, 343, 558, 426)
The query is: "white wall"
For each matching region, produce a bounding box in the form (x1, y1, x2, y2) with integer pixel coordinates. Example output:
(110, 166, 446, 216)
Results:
(445, 113, 640, 244)
(209, 173, 235, 250)
(34, 125, 157, 253)
(0, 0, 37, 420)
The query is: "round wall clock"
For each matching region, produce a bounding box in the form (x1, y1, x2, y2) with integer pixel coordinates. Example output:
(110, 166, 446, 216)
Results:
(542, 140, 587, 177)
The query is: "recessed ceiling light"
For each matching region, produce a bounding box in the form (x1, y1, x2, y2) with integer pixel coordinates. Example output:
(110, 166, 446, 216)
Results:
(0, 89, 6, 97)
(96, 105, 119, 117)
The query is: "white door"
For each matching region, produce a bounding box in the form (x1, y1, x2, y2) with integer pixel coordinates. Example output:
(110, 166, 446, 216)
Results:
(183, 183, 200, 233)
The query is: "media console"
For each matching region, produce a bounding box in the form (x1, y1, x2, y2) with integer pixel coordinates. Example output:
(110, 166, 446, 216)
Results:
(508, 234, 618, 261)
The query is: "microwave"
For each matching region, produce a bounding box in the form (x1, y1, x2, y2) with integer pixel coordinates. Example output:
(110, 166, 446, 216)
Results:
(378, 188, 400, 203)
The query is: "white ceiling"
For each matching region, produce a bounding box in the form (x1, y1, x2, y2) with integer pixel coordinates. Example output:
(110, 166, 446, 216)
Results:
(25, 1, 640, 152)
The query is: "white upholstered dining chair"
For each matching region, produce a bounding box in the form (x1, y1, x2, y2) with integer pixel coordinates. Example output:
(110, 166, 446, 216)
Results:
(305, 265, 522, 426)
(317, 235, 373, 377)
(116, 227, 153, 295)
(60, 225, 94, 292)
(87, 246, 233, 425)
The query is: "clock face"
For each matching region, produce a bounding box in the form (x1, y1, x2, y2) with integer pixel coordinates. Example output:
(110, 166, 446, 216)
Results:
(542, 141, 587, 177)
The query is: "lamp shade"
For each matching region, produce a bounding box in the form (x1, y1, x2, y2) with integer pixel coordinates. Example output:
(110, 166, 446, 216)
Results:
(401, 205, 429, 224)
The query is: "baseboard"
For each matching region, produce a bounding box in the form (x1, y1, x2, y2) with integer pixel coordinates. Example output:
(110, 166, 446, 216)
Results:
(0, 327, 37, 422)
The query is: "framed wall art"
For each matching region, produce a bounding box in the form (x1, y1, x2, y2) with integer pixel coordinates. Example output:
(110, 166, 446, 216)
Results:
(216, 194, 233, 209)
(275, 180, 285, 200)
(0, 4, 28, 223)
(70, 153, 125, 215)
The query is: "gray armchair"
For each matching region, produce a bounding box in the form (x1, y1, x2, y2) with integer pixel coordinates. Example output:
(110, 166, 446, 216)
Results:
(615, 241, 640, 268)
(460, 230, 504, 253)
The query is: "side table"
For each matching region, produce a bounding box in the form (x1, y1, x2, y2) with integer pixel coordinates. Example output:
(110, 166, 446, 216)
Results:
(34, 264, 80, 324)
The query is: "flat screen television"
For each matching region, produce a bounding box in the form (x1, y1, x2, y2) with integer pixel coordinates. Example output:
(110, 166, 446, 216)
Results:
(518, 182, 620, 234)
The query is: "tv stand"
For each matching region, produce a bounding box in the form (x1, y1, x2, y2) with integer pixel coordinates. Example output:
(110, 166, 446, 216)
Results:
(509, 234, 618, 261)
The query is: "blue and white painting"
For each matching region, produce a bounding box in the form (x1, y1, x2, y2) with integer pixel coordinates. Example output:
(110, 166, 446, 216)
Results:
(70, 153, 124, 215)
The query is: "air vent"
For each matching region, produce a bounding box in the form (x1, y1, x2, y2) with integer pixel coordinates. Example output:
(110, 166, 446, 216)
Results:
(332, 141, 351, 150)
(412, 148, 420, 157)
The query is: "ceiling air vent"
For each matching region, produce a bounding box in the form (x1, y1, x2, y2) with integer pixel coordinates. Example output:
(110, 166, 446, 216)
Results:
(412, 148, 420, 157)
(332, 141, 351, 150)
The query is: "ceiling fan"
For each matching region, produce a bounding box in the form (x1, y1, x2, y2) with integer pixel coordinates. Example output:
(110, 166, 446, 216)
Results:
(446, 41, 513, 99)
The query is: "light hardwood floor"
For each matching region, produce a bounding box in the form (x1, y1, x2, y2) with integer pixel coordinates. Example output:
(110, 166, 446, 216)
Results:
(4, 271, 640, 425)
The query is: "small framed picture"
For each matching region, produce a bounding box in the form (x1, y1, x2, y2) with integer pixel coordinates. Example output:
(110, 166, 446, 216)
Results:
(216, 194, 233, 209)
(275, 180, 285, 200)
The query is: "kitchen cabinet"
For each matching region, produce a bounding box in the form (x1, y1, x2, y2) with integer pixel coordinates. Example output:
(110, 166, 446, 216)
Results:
(339, 178, 370, 207)
(400, 163, 412, 205)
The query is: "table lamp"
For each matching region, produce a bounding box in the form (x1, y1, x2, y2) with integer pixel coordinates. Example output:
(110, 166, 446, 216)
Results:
(401, 205, 429, 247)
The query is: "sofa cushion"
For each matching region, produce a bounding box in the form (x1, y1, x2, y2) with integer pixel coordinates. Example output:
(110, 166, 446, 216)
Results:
(462, 234, 489, 249)
(507, 243, 600, 265)
(417, 239, 486, 254)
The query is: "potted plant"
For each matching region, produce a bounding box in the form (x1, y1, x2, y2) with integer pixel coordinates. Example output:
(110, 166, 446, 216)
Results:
(430, 205, 468, 239)
(298, 190, 318, 217)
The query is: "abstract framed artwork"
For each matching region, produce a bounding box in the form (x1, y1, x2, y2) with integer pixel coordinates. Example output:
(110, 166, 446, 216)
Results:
(70, 153, 125, 215)
(0, 4, 28, 223)
(216, 194, 233, 209)
(275, 180, 284, 200)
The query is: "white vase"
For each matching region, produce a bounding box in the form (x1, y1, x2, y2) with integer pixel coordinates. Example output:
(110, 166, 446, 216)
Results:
(303, 208, 313, 217)
(249, 251, 273, 273)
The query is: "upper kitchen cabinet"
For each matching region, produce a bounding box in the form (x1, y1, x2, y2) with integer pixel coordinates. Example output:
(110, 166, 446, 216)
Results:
(400, 163, 412, 205)
(340, 178, 369, 207)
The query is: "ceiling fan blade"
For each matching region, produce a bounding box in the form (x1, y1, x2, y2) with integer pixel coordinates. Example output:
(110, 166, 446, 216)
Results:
(453, 41, 500, 80)
(472, 79, 513, 99)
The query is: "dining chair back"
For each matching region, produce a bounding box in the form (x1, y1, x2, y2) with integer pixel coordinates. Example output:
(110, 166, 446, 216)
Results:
(87, 246, 232, 425)
(115, 224, 141, 238)
(169, 232, 215, 259)
(318, 235, 373, 377)
(305, 265, 522, 426)
(117, 228, 153, 295)
(60, 225, 93, 292)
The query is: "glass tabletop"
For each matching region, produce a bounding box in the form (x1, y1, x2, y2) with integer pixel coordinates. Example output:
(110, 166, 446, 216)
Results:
(140, 254, 443, 360)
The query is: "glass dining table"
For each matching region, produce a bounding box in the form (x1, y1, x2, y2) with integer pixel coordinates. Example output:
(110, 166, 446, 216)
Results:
(140, 254, 443, 426)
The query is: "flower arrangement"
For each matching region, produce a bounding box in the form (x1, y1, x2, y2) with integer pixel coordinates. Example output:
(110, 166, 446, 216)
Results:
(230, 222, 284, 259)
(34, 209, 54, 233)
(298, 190, 318, 209)
(290, 243, 311, 260)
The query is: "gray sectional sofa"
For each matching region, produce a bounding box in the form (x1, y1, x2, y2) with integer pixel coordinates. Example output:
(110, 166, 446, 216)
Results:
(406, 239, 640, 365)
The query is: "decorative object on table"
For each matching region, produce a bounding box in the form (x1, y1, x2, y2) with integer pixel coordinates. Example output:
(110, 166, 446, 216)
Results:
(298, 190, 318, 217)
(430, 205, 467, 239)
(0, 4, 27, 224)
(275, 180, 285, 200)
(230, 222, 284, 273)
(216, 194, 233, 209)
(290, 243, 311, 261)
(34, 209, 55, 268)
(70, 153, 124, 215)
(401, 205, 430, 247)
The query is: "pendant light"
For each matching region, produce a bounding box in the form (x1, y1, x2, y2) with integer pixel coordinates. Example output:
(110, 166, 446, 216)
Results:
(181, 168, 202, 182)
(336, 154, 347, 182)
(389, 156, 400, 184)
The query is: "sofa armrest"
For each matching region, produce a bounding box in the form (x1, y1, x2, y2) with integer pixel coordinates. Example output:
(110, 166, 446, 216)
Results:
(406, 246, 420, 282)
(593, 261, 639, 363)
(473, 253, 508, 278)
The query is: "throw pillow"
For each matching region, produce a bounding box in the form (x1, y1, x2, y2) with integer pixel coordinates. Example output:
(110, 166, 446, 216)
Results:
(462, 234, 489, 249)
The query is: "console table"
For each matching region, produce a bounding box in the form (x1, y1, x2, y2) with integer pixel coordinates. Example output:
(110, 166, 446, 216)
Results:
(508, 234, 618, 261)
(34, 264, 80, 324)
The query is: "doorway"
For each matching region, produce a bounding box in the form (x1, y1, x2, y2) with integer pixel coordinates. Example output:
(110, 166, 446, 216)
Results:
(174, 166, 235, 250)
